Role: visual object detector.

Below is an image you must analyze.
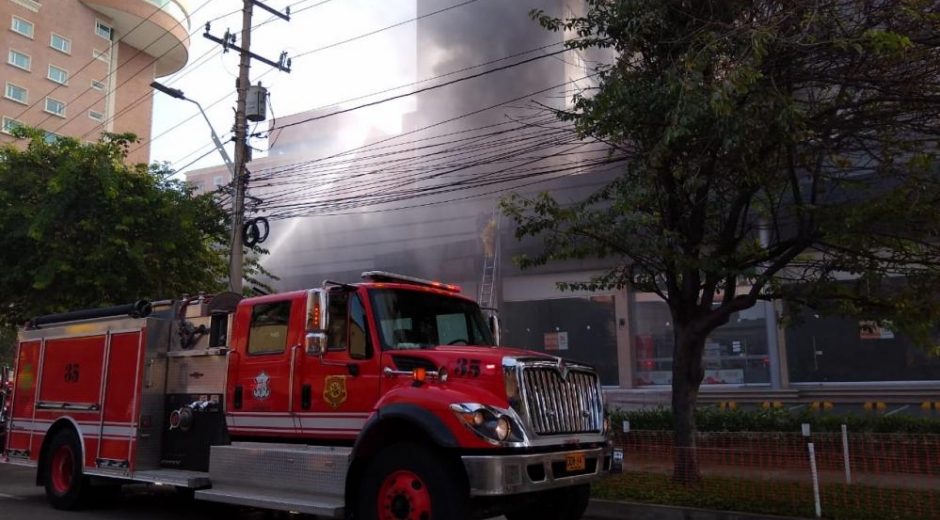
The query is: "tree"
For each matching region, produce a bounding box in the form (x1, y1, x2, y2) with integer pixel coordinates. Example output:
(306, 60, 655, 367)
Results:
(0, 128, 230, 325)
(504, 0, 940, 482)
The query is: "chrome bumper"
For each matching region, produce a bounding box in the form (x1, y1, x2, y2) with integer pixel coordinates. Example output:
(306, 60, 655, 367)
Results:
(462, 446, 610, 496)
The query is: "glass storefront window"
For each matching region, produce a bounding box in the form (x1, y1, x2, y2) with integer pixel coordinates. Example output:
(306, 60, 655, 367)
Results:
(502, 296, 620, 386)
(785, 310, 940, 383)
(633, 294, 771, 386)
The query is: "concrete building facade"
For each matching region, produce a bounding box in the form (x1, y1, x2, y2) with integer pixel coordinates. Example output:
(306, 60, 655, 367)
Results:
(0, 0, 191, 164)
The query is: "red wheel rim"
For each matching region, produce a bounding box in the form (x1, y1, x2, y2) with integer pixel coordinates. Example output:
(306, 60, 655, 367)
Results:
(50, 445, 74, 495)
(377, 470, 431, 520)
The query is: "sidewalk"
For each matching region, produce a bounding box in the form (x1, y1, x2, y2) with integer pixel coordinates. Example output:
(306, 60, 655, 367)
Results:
(587, 500, 811, 520)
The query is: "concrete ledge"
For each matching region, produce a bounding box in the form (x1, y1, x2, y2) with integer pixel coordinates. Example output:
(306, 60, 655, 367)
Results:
(587, 499, 810, 520)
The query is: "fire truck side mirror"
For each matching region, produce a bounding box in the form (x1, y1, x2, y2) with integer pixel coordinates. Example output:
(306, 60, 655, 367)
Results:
(488, 315, 500, 346)
(306, 332, 327, 355)
(305, 289, 329, 355)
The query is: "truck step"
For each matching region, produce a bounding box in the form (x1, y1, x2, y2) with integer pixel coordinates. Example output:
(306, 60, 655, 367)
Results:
(125, 469, 211, 488)
(195, 487, 345, 517)
(208, 443, 351, 497)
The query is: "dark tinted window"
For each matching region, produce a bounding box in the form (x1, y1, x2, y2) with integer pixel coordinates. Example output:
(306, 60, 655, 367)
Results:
(369, 289, 493, 350)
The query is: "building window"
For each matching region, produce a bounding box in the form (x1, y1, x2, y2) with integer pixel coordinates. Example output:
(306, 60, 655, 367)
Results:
(631, 293, 771, 386)
(50, 33, 71, 54)
(44, 131, 59, 144)
(1, 117, 23, 135)
(784, 298, 940, 383)
(88, 110, 105, 122)
(4, 83, 27, 104)
(503, 295, 621, 386)
(95, 20, 113, 40)
(8, 50, 30, 71)
(47, 65, 68, 85)
(90, 79, 105, 91)
(9, 0, 41, 12)
(11, 16, 34, 38)
(44, 97, 66, 117)
(213, 176, 224, 187)
(93, 49, 110, 63)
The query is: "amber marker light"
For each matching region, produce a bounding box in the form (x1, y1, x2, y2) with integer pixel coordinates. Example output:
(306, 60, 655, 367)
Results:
(412, 367, 427, 382)
(310, 302, 321, 329)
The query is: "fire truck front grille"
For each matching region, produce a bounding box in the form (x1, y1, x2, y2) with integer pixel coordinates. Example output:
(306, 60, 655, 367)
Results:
(519, 366, 602, 435)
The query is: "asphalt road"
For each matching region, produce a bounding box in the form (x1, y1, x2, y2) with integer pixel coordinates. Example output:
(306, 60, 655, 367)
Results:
(0, 464, 283, 520)
(1, 464, 617, 520)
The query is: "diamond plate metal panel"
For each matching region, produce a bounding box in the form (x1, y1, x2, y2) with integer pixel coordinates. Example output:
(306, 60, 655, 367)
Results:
(196, 488, 345, 517)
(209, 443, 351, 498)
(135, 318, 171, 471)
(166, 355, 228, 395)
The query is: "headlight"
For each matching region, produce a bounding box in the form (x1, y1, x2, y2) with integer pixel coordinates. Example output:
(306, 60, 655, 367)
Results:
(495, 416, 511, 441)
(450, 403, 520, 444)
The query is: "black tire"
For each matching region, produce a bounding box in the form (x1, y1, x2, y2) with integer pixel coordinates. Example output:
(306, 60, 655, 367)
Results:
(43, 428, 91, 510)
(357, 443, 468, 520)
(505, 484, 591, 520)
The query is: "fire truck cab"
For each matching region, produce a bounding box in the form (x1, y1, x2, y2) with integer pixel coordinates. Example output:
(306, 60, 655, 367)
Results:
(1, 271, 614, 520)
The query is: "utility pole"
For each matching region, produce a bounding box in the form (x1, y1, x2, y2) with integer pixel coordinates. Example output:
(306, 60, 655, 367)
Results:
(204, 1, 291, 293)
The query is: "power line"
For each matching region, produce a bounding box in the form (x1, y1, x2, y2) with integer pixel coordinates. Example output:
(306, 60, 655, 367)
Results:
(264, 144, 625, 219)
(269, 48, 573, 134)
(244, 73, 597, 190)
(133, 0, 491, 162)
(242, 82, 601, 218)
(290, 0, 485, 61)
(79, 0, 328, 141)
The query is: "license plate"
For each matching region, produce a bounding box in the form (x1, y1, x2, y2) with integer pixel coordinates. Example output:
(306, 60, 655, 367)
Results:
(565, 452, 586, 472)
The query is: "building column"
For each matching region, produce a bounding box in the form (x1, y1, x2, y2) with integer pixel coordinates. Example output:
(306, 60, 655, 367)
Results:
(615, 286, 635, 389)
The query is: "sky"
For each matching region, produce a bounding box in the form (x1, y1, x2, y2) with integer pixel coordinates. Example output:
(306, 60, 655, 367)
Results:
(149, 0, 417, 175)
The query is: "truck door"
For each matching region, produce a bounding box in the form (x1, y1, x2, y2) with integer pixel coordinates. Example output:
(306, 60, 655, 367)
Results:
(226, 295, 305, 437)
(297, 288, 378, 438)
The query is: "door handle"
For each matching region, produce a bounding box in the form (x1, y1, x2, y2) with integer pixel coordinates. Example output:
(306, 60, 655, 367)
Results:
(233, 386, 243, 409)
(301, 384, 311, 410)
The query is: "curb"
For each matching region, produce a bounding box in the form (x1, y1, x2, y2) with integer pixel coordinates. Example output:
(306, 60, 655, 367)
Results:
(587, 499, 811, 520)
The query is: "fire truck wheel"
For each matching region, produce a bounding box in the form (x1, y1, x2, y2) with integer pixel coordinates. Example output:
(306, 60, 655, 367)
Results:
(43, 428, 91, 510)
(505, 484, 591, 520)
(358, 443, 468, 520)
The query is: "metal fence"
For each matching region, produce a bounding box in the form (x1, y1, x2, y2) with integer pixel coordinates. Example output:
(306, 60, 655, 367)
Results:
(606, 428, 940, 520)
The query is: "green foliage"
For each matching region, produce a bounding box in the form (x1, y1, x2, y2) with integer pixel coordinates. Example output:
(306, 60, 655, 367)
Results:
(0, 128, 231, 324)
(508, 0, 940, 332)
(612, 407, 940, 435)
(0, 323, 15, 366)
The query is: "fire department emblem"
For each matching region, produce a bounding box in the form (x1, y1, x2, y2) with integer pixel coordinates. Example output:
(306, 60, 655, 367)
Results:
(252, 371, 271, 400)
(323, 375, 347, 409)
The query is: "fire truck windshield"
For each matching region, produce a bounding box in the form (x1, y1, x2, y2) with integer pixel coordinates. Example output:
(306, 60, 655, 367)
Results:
(368, 289, 495, 350)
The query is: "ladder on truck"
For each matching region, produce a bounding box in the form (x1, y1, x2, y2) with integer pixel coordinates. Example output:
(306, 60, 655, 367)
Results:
(478, 206, 500, 310)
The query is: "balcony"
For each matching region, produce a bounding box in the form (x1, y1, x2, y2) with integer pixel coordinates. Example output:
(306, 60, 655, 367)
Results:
(81, 0, 191, 77)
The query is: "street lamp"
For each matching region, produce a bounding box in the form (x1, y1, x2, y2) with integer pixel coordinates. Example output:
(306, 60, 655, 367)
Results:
(151, 81, 235, 177)
(152, 80, 241, 292)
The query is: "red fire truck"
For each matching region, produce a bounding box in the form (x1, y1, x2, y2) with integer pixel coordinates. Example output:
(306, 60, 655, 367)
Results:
(0, 364, 10, 446)
(1, 271, 616, 519)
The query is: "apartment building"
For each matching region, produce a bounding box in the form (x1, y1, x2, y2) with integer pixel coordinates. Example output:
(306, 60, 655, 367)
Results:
(0, 0, 191, 164)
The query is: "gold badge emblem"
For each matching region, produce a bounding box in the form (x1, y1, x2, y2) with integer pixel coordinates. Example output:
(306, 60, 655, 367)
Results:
(323, 375, 348, 409)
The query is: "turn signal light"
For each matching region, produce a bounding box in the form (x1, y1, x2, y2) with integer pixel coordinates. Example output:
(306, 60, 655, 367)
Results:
(412, 367, 427, 382)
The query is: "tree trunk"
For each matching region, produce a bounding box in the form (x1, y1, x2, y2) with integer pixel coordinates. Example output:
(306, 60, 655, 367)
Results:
(671, 324, 707, 485)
